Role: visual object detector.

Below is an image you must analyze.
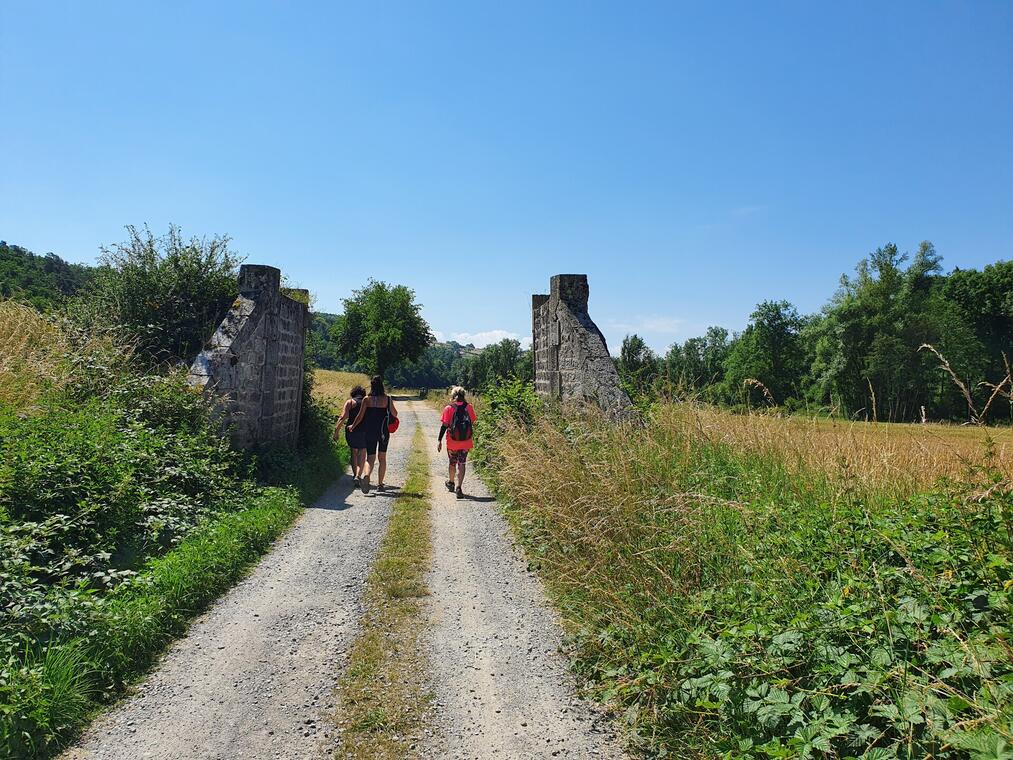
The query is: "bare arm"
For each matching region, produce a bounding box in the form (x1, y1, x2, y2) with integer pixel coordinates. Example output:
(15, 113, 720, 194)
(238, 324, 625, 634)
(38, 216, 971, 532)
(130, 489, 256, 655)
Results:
(334, 399, 352, 439)
(336, 398, 353, 427)
(388, 397, 398, 418)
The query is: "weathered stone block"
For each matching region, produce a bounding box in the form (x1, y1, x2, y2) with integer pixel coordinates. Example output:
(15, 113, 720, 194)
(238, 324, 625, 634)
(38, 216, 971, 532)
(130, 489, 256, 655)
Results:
(532, 274, 633, 419)
(188, 264, 309, 448)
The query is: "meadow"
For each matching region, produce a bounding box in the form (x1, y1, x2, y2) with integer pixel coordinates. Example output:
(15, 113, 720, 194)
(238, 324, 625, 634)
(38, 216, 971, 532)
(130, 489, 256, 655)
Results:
(475, 382, 1013, 759)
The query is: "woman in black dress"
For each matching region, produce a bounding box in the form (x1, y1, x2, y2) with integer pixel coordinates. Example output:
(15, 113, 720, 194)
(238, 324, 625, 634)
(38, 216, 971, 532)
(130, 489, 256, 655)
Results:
(335, 384, 367, 487)
(348, 376, 397, 494)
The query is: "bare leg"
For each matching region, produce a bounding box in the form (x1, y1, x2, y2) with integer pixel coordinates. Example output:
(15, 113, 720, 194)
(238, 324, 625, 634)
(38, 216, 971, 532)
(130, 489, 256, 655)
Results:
(447, 461, 455, 484)
(457, 461, 466, 489)
(377, 451, 387, 486)
(362, 453, 376, 486)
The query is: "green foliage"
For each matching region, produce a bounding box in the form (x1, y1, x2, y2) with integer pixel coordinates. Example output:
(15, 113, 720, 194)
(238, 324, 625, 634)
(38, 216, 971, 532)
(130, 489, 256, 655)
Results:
(663, 326, 730, 399)
(666, 243, 1012, 423)
(306, 312, 343, 369)
(385, 340, 466, 388)
(0, 241, 97, 311)
(457, 339, 531, 392)
(486, 405, 1013, 759)
(808, 242, 986, 421)
(617, 334, 660, 400)
(468, 377, 542, 473)
(71, 225, 242, 367)
(0, 299, 346, 757)
(0, 488, 301, 758)
(330, 280, 433, 376)
(721, 300, 810, 406)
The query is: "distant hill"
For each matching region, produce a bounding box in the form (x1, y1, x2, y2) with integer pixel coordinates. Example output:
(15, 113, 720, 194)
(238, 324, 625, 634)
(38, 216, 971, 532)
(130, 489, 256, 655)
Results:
(0, 240, 97, 310)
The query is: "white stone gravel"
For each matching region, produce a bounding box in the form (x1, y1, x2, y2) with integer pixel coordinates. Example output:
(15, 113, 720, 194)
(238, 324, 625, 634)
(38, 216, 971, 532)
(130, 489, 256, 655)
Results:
(61, 402, 625, 760)
(417, 403, 625, 760)
(60, 412, 418, 760)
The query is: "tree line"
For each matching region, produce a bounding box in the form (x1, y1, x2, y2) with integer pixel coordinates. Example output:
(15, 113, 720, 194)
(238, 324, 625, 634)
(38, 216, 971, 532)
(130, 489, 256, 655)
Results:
(309, 279, 531, 391)
(619, 242, 1013, 423)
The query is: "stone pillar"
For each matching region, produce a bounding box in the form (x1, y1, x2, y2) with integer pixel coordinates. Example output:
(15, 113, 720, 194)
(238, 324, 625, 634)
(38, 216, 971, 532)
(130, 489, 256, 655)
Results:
(188, 264, 310, 448)
(531, 273, 632, 419)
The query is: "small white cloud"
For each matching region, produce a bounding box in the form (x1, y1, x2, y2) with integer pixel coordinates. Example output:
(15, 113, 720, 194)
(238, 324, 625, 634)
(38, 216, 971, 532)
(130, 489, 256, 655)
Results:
(446, 329, 532, 349)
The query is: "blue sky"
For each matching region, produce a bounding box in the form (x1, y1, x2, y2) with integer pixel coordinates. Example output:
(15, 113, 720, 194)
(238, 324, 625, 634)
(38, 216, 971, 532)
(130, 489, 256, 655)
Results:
(2, 2, 1011, 353)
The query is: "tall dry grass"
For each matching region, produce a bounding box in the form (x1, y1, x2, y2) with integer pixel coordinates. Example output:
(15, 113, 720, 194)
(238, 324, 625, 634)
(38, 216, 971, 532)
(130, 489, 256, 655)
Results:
(485, 399, 1013, 756)
(0, 301, 68, 407)
(312, 369, 371, 411)
(667, 403, 1013, 498)
(0, 300, 127, 410)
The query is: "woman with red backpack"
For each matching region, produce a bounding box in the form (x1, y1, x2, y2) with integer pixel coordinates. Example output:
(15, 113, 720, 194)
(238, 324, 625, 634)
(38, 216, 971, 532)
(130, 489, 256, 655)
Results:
(437, 386, 477, 499)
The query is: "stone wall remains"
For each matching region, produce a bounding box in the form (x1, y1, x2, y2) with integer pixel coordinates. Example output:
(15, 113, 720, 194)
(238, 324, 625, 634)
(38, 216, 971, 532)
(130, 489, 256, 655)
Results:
(188, 264, 309, 448)
(532, 274, 633, 418)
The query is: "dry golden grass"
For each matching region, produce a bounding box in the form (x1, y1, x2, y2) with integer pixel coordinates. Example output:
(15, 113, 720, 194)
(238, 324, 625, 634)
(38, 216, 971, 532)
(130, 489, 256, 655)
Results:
(311, 369, 371, 411)
(485, 399, 1013, 755)
(0, 300, 88, 408)
(670, 403, 1013, 496)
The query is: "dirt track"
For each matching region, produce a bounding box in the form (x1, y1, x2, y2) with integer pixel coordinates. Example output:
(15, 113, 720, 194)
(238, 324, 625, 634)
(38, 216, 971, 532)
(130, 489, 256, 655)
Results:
(61, 413, 417, 760)
(418, 403, 622, 759)
(62, 401, 622, 759)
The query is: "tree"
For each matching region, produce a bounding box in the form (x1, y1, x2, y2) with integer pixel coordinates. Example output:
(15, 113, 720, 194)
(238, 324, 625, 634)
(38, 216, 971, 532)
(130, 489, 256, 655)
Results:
(0, 241, 97, 311)
(457, 339, 530, 391)
(664, 326, 729, 394)
(74, 225, 242, 366)
(808, 242, 986, 421)
(721, 300, 808, 406)
(617, 334, 659, 398)
(330, 280, 433, 376)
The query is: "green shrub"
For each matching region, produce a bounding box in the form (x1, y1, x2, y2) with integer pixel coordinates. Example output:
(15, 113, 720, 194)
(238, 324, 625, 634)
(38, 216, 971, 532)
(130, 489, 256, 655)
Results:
(70, 225, 241, 367)
(0, 488, 300, 758)
(486, 403, 1013, 758)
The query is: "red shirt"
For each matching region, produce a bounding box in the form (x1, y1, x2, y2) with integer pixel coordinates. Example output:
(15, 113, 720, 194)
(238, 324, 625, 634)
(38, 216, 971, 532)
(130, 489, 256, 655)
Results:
(441, 402, 477, 451)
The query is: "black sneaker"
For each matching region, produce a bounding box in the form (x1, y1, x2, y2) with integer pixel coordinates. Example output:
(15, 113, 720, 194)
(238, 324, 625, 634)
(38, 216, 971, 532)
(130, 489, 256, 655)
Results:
(377, 484, 386, 493)
(455, 487, 464, 500)
(445, 479, 455, 492)
(353, 477, 361, 488)
(361, 478, 370, 494)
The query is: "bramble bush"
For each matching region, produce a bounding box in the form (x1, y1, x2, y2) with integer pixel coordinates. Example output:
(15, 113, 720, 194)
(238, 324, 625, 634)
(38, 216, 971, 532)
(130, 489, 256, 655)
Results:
(484, 391, 1013, 759)
(0, 303, 345, 757)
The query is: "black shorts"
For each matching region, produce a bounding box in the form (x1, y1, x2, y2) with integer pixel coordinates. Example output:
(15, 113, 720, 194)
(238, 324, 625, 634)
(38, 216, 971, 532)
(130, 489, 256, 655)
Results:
(366, 432, 389, 456)
(345, 428, 367, 451)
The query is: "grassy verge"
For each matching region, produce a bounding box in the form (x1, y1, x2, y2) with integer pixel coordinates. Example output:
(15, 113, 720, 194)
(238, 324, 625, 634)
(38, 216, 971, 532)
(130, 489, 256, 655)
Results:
(477, 386, 1013, 759)
(1, 487, 303, 758)
(333, 420, 433, 759)
(1, 389, 348, 759)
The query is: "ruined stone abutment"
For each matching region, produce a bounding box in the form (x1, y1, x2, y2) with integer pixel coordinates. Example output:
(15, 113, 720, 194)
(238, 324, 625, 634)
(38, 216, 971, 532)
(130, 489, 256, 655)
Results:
(188, 264, 309, 448)
(532, 274, 633, 418)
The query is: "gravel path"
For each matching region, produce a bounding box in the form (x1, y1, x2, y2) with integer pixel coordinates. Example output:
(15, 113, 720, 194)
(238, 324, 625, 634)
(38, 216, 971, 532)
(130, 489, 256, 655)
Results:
(417, 402, 624, 760)
(61, 411, 418, 760)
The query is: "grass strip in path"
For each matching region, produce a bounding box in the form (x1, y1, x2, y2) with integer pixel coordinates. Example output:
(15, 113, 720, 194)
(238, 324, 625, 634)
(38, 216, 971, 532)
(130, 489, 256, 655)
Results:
(333, 418, 432, 759)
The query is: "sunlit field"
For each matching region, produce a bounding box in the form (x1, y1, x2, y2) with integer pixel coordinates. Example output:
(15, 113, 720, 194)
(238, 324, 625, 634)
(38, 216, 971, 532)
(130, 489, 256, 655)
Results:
(311, 369, 371, 411)
(669, 403, 1013, 497)
(476, 385, 1013, 757)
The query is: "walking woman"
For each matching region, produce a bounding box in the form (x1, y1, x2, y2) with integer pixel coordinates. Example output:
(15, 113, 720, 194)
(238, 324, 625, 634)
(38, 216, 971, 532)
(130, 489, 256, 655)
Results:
(335, 384, 367, 487)
(348, 375, 397, 494)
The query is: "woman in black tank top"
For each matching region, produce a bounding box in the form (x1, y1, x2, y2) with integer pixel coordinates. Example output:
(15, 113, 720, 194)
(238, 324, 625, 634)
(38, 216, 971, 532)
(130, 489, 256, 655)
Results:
(335, 384, 368, 486)
(348, 375, 398, 494)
